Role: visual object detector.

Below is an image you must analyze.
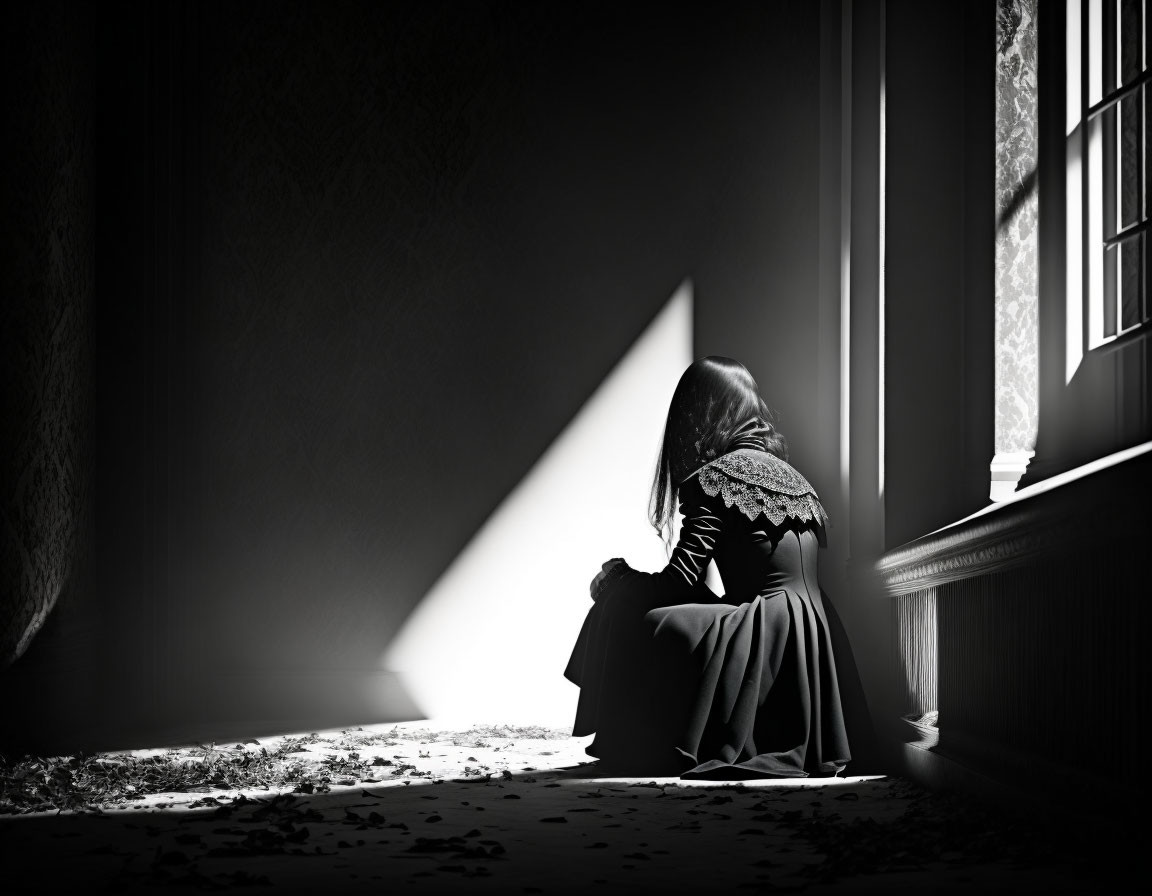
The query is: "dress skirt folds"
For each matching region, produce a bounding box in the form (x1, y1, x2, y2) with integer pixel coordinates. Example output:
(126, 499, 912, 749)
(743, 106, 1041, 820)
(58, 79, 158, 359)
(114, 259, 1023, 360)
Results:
(563, 449, 868, 779)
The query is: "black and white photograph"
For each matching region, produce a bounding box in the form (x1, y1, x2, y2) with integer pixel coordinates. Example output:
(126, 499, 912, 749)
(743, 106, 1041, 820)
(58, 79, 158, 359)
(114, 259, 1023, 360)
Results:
(1, 1, 1148, 893)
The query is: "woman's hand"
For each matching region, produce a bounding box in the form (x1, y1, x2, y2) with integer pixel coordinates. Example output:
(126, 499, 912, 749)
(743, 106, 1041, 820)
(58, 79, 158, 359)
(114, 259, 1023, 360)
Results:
(590, 558, 627, 601)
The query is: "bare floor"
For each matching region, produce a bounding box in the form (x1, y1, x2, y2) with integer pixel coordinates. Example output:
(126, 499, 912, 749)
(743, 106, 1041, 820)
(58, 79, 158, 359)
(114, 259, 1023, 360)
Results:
(0, 721, 1132, 894)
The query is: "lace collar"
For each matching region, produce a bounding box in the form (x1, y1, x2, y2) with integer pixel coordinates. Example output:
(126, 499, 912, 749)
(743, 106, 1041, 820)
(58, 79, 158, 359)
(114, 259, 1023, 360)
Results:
(691, 448, 830, 530)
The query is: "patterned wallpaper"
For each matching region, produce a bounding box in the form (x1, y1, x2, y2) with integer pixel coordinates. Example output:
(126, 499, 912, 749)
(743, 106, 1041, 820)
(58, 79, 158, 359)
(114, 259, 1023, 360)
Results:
(0, 5, 94, 666)
(993, 0, 1039, 461)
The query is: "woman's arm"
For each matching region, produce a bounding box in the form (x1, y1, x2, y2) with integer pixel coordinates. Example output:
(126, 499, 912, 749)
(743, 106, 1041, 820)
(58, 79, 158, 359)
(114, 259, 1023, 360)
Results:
(590, 481, 723, 605)
(662, 489, 722, 592)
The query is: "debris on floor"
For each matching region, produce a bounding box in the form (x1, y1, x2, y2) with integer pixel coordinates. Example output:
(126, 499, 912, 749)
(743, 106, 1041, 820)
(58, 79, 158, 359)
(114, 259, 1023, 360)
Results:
(0, 721, 1135, 893)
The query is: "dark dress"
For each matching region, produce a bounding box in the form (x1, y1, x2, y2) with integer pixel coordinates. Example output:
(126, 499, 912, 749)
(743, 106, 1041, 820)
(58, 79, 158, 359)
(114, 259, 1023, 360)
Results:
(564, 448, 864, 779)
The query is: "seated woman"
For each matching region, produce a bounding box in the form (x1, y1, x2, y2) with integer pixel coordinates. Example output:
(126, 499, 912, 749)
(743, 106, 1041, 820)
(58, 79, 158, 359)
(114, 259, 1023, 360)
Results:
(564, 356, 870, 779)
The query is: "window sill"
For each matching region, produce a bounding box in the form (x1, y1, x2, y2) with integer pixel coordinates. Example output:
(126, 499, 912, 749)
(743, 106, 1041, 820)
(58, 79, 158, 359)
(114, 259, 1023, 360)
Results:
(1088, 318, 1152, 355)
(876, 440, 1152, 594)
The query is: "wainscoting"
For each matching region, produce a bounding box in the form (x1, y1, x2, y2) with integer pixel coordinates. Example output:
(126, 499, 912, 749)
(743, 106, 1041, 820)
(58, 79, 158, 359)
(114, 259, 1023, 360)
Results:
(878, 443, 1151, 808)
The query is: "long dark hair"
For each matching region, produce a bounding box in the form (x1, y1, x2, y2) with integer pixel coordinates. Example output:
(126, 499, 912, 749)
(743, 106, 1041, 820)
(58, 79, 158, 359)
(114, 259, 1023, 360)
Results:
(648, 356, 787, 547)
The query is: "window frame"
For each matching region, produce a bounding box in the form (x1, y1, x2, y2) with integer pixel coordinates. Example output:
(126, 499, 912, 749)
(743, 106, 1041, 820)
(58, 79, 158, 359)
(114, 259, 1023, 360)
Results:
(1069, 0, 1152, 363)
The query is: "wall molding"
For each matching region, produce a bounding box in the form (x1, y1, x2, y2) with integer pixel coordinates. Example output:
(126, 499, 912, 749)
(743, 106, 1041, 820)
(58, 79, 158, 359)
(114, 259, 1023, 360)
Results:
(878, 442, 1151, 594)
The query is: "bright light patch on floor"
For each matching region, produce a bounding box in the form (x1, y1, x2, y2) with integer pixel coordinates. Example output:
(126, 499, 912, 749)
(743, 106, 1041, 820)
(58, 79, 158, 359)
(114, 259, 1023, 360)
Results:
(382, 281, 694, 727)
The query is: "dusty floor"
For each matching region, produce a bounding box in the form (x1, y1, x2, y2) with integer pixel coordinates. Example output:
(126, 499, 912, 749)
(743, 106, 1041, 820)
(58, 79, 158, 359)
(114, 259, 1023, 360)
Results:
(0, 721, 1135, 894)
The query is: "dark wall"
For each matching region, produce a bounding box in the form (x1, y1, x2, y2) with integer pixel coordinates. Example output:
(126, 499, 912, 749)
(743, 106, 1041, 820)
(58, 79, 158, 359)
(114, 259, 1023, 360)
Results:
(89, 3, 172, 747)
(179, 0, 822, 725)
(0, 3, 96, 718)
(883, 0, 995, 550)
(690, 1, 826, 479)
(4, 1, 1003, 754)
(15, 0, 826, 745)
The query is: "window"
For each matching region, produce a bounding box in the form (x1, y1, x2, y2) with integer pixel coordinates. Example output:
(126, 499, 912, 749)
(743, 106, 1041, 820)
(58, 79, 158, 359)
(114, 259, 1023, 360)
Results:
(1068, 0, 1152, 363)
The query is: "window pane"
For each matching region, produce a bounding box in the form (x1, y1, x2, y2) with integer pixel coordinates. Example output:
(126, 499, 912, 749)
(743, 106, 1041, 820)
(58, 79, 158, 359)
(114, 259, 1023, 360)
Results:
(1090, 114, 1109, 346)
(1146, 85, 1151, 216)
(1146, 0, 1152, 73)
(1120, 93, 1141, 228)
(1146, 234, 1152, 321)
(1119, 0, 1143, 84)
(1104, 0, 1118, 95)
(1105, 244, 1119, 337)
(1091, 0, 1106, 105)
(1104, 105, 1118, 238)
(1121, 234, 1143, 328)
